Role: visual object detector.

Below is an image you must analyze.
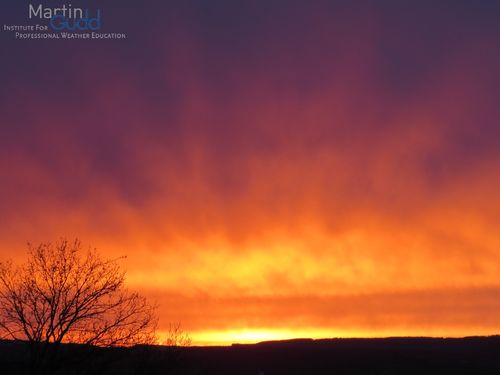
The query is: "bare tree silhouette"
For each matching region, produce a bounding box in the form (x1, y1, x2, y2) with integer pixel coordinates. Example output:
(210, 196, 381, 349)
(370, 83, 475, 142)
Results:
(163, 322, 192, 347)
(0, 239, 157, 373)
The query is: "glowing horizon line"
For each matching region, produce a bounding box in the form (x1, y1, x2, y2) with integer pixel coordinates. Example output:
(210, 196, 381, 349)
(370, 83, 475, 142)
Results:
(157, 327, 500, 347)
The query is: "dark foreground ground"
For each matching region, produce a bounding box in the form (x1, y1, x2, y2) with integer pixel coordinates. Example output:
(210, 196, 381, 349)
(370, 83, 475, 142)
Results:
(1, 336, 500, 375)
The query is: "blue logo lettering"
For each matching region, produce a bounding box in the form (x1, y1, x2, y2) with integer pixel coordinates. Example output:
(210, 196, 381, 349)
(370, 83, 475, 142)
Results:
(50, 9, 101, 31)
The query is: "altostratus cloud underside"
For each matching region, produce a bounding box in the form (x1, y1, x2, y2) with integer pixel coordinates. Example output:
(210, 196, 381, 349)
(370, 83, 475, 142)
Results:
(1, 2, 499, 344)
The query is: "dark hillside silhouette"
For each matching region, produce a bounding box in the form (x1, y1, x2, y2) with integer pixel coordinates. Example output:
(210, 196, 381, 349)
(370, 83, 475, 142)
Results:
(2, 336, 500, 374)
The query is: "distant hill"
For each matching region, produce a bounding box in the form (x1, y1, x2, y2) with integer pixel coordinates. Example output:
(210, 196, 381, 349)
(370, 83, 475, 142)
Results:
(2, 336, 500, 374)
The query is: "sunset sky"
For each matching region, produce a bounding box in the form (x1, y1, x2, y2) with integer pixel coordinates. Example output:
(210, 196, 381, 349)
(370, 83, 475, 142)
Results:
(1, 1, 500, 345)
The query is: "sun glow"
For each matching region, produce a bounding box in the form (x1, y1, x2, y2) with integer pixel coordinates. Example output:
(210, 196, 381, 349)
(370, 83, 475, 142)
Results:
(183, 326, 498, 346)
(190, 329, 340, 346)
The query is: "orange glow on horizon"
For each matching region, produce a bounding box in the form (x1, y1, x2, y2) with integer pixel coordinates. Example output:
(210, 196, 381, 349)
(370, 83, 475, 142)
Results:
(159, 325, 500, 346)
